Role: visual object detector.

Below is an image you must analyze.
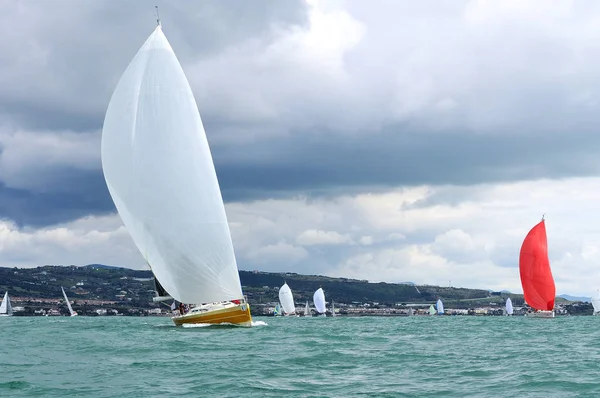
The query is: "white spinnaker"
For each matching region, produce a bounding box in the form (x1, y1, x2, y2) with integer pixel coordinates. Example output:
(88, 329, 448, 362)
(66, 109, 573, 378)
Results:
(436, 299, 444, 314)
(101, 25, 243, 304)
(278, 283, 295, 314)
(62, 287, 75, 316)
(505, 297, 514, 315)
(313, 288, 326, 314)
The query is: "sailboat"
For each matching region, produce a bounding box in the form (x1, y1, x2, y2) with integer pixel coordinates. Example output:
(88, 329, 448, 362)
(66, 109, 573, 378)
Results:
(331, 300, 337, 317)
(273, 303, 282, 316)
(429, 304, 436, 315)
(0, 291, 13, 316)
(591, 290, 600, 316)
(101, 15, 252, 327)
(278, 283, 296, 316)
(313, 288, 327, 317)
(505, 297, 513, 316)
(519, 217, 556, 318)
(303, 301, 311, 317)
(61, 287, 78, 317)
(436, 299, 444, 315)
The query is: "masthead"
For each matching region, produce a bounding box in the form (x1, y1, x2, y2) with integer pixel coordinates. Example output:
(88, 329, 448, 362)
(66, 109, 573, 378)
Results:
(155, 5, 161, 26)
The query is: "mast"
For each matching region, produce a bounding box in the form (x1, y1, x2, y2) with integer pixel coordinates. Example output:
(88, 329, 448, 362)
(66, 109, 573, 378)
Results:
(155, 5, 161, 26)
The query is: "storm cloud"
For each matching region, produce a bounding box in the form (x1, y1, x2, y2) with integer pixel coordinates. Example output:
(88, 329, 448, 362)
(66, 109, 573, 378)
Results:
(2, 1, 600, 295)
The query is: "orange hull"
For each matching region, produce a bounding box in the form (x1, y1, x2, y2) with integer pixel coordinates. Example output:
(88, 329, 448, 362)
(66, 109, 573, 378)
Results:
(172, 303, 252, 327)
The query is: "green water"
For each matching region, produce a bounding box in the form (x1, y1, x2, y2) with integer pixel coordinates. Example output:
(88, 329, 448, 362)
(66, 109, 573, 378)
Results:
(1, 316, 599, 397)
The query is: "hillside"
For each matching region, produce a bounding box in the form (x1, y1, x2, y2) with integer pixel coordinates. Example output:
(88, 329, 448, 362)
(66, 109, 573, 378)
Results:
(0, 264, 516, 307)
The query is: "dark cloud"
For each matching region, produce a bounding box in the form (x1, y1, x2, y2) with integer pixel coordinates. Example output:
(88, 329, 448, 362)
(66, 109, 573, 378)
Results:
(213, 127, 600, 202)
(0, 170, 113, 227)
(4, 0, 600, 229)
(0, 0, 309, 131)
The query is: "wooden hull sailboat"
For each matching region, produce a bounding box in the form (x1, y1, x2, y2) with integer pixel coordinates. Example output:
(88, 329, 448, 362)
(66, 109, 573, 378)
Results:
(519, 218, 556, 318)
(101, 14, 252, 328)
(172, 301, 252, 327)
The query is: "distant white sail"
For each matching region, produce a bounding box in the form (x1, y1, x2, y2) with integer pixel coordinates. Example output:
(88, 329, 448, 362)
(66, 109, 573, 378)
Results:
(0, 292, 13, 316)
(313, 288, 326, 314)
(304, 301, 310, 316)
(436, 299, 444, 315)
(61, 287, 77, 316)
(101, 25, 243, 304)
(331, 300, 336, 317)
(278, 283, 295, 315)
(592, 290, 600, 315)
(505, 297, 514, 315)
(429, 304, 436, 315)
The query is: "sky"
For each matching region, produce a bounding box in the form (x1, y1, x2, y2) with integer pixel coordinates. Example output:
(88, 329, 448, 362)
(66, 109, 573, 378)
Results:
(2, 0, 600, 296)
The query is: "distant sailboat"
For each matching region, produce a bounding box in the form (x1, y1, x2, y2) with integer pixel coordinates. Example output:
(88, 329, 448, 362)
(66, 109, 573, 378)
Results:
(101, 15, 252, 327)
(313, 288, 326, 316)
(274, 303, 282, 316)
(429, 304, 436, 315)
(0, 291, 13, 316)
(592, 290, 600, 316)
(519, 217, 556, 318)
(278, 283, 296, 316)
(505, 297, 514, 316)
(436, 299, 444, 315)
(304, 301, 311, 317)
(331, 300, 337, 317)
(61, 287, 78, 317)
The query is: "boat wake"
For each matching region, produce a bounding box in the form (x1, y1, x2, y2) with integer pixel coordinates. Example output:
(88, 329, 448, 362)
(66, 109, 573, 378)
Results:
(252, 320, 268, 327)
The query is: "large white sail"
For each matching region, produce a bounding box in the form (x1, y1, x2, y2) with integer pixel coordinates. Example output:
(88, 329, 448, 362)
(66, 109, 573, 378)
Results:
(505, 297, 514, 315)
(436, 299, 444, 315)
(101, 25, 243, 304)
(0, 292, 13, 316)
(278, 283, 295, 315)
(313, 288, 326, 314)
(61, 287, 76, 316)
(592, 290, 600, 314)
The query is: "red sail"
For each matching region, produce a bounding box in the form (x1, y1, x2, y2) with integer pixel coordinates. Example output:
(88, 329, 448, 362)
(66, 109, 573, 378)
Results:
(519, 220, 556, 311)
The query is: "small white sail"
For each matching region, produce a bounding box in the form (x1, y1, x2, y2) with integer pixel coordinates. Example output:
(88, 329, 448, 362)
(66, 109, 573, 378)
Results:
(592, 290, 600, 315)
(278, 283, 296, 315)
(304, 301, 310, 316)
(436, 299, 444, 315)
(331, 300, 336, 317)
(429, 304, 436, 315)
(0, 292, 13, 316)
(61, 287, 77, 317)
(101, 25, 243, 305)
(313, 288, 326, 314)
(505, 297, 514, 315)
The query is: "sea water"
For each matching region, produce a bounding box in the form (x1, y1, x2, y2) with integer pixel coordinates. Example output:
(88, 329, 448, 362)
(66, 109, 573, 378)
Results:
(1, 315, 599, 397)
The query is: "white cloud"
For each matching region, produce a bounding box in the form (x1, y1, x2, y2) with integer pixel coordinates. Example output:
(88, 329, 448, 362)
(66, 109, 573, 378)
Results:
(296, 229, 354, 246)
(0, 125, 100, 191)
(4, 177, 599, 296)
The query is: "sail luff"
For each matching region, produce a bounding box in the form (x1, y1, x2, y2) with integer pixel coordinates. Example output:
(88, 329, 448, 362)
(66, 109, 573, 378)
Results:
(519, 220, 556, 311)
(101, 25, 243, 304)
